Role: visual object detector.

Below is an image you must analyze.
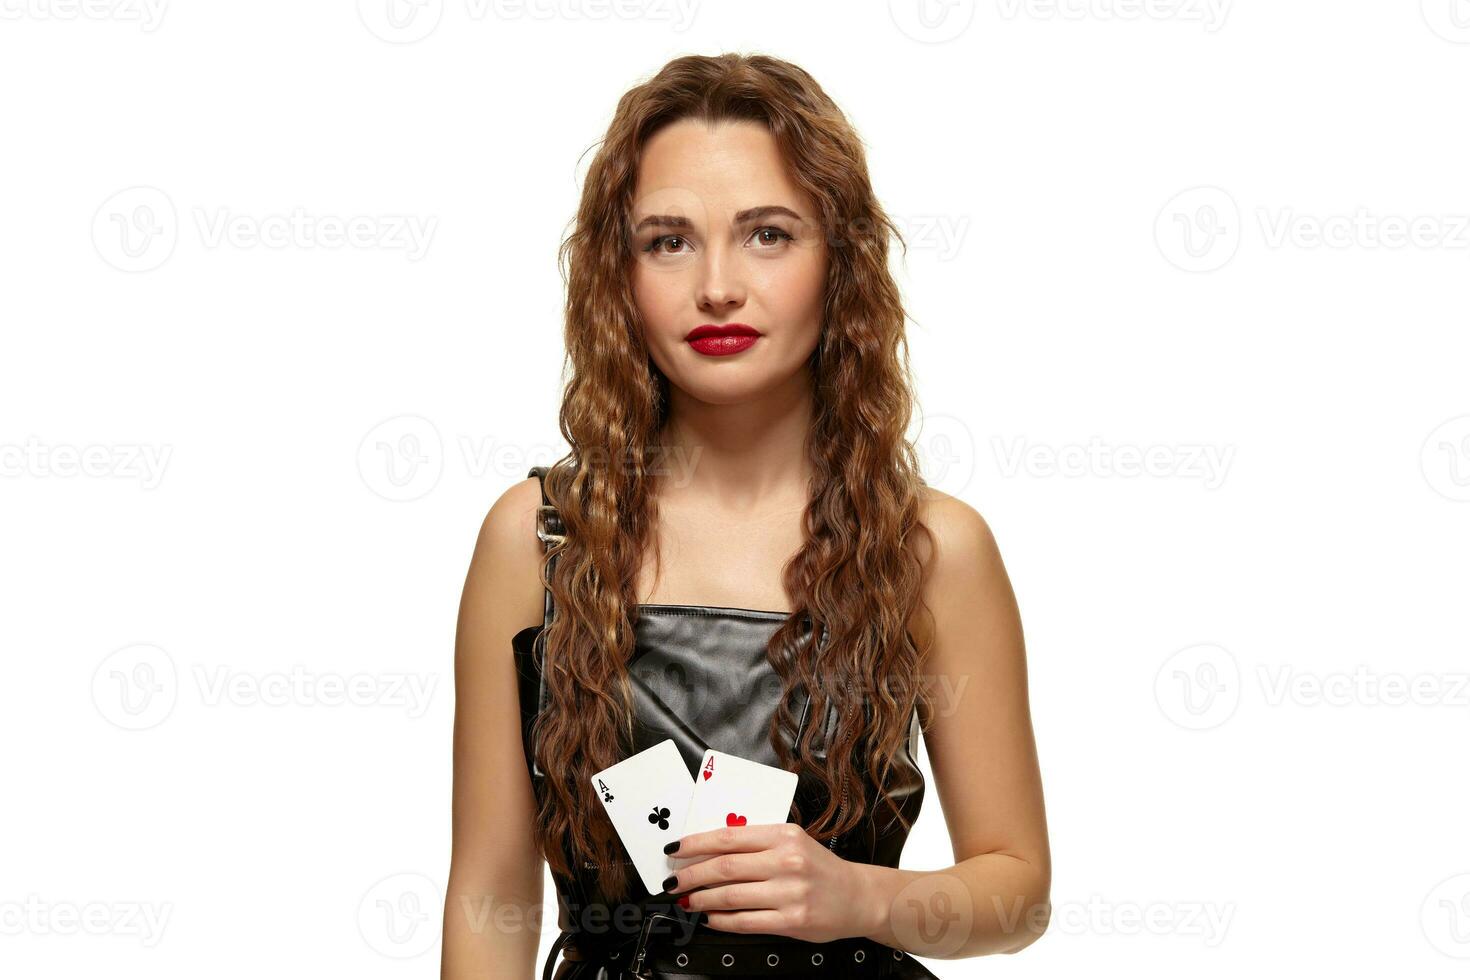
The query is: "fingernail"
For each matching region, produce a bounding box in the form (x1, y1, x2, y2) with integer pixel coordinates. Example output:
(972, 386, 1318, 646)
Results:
(677, 894, 690, 909)
(663, 841, 681, 854)
(662, 874, 678, 892)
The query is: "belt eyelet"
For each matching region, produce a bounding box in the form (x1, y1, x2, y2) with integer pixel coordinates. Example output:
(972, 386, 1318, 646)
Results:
(811, 951, 824, 965)
(893, 948, 905, 959)
(676, 952, 689, 966)
(854, 948, 866, 962)
(721, 952, 734, 967)
(767, 952, 780, 966)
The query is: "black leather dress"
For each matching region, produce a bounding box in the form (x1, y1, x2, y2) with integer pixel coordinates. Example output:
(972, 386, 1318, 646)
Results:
(513, 466, 940, 980)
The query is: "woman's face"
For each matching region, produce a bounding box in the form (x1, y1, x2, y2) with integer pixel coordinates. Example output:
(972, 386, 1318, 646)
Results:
(630, 117, 828, 408)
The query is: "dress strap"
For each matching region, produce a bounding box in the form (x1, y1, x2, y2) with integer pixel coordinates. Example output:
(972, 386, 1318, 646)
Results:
(541, 929, 572, 980)
(527, 465, 564, 628)
(526, 469, 572, 980)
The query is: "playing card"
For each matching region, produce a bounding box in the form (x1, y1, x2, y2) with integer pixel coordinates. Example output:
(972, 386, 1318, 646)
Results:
(589, 738, 695, 895)
(672, 749, 799, 872)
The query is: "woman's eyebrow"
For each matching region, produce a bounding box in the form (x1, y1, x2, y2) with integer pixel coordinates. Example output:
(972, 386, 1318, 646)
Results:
(732, 205, 802, 224)
(632, 205, 803, 233)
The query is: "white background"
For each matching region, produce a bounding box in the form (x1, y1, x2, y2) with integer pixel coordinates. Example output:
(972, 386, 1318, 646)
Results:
(3, 1, 1469, 977)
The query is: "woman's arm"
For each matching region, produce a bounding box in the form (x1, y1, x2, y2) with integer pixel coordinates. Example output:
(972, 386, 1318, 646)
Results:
(441, 476, 550, 979)
(858, 492, 1052, 958)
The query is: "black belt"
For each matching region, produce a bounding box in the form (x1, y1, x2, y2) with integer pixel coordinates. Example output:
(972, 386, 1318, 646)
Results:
(548, 912, 906, 978)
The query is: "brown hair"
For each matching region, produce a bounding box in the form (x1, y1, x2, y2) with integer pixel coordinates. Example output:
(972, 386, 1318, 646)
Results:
(534, 51, 935, 899)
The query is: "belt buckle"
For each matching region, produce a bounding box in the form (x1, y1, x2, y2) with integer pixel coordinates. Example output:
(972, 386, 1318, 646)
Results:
(627, 912, 678, 979)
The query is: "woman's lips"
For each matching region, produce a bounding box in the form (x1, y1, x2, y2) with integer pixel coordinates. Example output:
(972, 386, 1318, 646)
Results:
(688, 334, 758, 356)
(685, 325, 759, 357)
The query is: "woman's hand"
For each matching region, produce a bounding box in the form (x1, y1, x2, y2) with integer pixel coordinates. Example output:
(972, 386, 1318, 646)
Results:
(659, 822, 876, 944)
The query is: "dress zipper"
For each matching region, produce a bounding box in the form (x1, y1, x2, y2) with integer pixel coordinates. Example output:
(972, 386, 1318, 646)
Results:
(827, 782, 847, 851)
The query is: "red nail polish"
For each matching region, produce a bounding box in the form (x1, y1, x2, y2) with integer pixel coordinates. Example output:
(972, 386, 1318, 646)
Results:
(677, 894, 690, 909)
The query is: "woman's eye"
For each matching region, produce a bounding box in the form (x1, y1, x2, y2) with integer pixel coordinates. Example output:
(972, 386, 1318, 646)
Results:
(752, 226, 793, 247)
(646, 235, 688, 255)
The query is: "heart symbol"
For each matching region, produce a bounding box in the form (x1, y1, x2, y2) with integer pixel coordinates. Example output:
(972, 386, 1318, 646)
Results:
(726, 812, 747, 827)
(702, 770, 712, 781)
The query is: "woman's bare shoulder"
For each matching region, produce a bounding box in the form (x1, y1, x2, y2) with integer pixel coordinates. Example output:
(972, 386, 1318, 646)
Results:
(909, 484, 1008, 649)
(913, 484, 1001, 573)
(462, 475, 549, 640)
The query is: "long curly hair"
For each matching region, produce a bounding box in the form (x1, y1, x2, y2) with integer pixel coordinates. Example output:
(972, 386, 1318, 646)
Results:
(532, 51, 936, 900)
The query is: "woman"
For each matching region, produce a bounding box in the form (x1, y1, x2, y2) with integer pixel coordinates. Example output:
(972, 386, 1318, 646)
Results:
(442, 53, 1051, 979)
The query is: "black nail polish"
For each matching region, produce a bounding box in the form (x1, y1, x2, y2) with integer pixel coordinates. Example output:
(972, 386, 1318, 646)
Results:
(662, 874, 678, 891)
(663, 840, 680, 855)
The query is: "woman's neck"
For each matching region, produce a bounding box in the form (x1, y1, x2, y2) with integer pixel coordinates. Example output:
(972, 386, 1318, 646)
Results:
(655, 373, 816, 510)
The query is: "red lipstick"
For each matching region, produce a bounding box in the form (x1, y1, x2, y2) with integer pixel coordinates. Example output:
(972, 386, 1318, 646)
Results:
(685, 323, 760, 357)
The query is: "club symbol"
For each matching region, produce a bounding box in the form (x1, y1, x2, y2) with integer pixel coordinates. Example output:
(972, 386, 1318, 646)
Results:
(647, 805, 672, 830)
